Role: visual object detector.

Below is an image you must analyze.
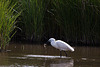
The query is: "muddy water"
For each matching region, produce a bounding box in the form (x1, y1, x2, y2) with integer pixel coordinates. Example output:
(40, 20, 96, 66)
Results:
(0, 44, 99, 67)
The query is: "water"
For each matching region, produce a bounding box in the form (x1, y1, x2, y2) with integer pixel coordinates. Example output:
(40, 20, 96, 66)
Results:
(0, 44, 99, 67)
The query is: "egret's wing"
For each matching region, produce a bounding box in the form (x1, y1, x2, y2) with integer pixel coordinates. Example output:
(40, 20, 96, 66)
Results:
(56, 40, 74, 51)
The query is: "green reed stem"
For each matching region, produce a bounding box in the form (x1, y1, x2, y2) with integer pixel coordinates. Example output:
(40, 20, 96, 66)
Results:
(0, 0, 21, 50)
(21, 0, 47, 41)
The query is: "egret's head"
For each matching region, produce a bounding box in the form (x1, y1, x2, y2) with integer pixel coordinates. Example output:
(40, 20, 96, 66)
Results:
(44, 38, 55, 47)
(48, 38, 55, 42)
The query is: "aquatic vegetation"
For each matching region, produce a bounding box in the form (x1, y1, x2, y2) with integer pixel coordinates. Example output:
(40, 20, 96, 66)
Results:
(1, 0, 100, 46)
(12, 0, 100, 45)
(0, 0, 21, 50)
(52, 0, 100, 45)
(21, 0, 48, 42)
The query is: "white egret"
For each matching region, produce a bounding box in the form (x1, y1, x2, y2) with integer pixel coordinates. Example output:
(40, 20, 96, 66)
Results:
(44, 38, 74, 57)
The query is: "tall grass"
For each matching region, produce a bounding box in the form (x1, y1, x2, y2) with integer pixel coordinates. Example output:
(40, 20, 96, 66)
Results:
(1, 0, 100, 45)
(0, 0, 21, 50)
(52, 0, 100, 44)
(21, 0, 47, 42)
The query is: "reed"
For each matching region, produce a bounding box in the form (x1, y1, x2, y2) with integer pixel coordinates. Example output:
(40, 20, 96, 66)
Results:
(3, 0, 100, 45)
(52, 0, 100, 44)
(21, 0, 47, 42)
(0, 0, 21, 50)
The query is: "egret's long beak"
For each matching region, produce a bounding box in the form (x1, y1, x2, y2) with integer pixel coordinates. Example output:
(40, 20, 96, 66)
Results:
(44, 44, 46, 48)
(44, 41, 49, 48)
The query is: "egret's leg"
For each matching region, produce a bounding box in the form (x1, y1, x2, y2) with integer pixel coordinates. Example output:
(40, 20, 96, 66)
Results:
(64, 51, 67, 57)
(60, 51, 62, 58)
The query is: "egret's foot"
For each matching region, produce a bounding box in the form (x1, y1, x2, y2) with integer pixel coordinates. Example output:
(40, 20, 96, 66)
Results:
(60, 51, 62, 58)
(64, 51, 67, 57)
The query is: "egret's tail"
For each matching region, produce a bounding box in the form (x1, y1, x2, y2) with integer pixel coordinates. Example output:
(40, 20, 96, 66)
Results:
(71, 48, 74, 52)
(69, 47, 74, 52)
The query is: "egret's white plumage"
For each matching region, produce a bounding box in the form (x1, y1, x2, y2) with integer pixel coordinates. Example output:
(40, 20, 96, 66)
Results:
(48, 38, 74, 57)
(48, 38, 74, 52)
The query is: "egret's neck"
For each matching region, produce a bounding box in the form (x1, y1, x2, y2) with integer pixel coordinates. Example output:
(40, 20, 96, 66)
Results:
(51, 41, 56, 47)
(50, 40, 59, 49)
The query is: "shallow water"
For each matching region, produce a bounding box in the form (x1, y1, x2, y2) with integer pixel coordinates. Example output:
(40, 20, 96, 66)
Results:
(0, 44, 99, 67)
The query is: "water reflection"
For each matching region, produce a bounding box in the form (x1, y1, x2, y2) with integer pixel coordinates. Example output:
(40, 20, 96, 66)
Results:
(10, 54, 74, 67)
(26, 55, 74, 67)
(0, 44, 99, 67)
(50, 59, 74, 67)
(0, 52, 8, 65)
(25, 55, 68, 58)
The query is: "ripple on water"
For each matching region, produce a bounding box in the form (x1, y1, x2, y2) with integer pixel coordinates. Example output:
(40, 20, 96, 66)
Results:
(25, 55, 71, 59)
